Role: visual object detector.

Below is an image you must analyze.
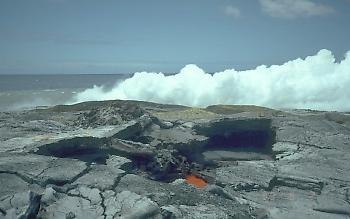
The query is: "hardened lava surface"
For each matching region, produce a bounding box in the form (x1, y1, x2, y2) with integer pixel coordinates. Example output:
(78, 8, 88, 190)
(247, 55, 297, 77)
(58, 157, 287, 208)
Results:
(1, 100, 350, 219)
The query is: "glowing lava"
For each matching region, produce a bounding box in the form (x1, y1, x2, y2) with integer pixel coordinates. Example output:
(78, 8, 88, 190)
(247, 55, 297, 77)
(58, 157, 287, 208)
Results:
(185, 175, 207, 188)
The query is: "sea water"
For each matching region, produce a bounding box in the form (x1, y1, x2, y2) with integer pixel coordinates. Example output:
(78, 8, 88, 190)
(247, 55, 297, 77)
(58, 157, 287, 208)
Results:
(0, 74, 130, 111)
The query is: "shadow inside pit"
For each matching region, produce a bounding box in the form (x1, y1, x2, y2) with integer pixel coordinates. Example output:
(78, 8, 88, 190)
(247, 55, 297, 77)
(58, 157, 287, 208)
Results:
(34, 137, 111, 164)
(194, 118, 276, 162)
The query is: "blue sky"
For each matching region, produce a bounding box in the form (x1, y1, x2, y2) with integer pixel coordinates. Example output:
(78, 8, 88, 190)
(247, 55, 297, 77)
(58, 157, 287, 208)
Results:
(0, 0, 349, 74)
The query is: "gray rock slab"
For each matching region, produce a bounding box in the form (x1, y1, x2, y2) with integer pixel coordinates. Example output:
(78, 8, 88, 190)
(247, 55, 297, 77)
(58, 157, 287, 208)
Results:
(103, 190, 160, 219)
(161, 204, 230, 219)
(0, 173, 29, 198)
(73, 164, 125, 190)
(106, 155, 132, 170)
(39, 193, 104, 219)
(215, 160, 276, 191)
(0, 154, 88, 187)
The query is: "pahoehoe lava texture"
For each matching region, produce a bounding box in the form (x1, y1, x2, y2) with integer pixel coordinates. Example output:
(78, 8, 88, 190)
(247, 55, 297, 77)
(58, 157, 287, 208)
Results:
(1, 100, 350, 219)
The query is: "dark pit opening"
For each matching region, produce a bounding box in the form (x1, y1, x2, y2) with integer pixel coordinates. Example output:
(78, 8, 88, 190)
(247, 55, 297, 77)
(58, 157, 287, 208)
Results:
(195, 118, 276, 162)
(35, 137, 111, 164)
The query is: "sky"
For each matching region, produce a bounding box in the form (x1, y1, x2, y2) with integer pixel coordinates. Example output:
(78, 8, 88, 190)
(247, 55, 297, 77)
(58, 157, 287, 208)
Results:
(0, 0, 349, 74)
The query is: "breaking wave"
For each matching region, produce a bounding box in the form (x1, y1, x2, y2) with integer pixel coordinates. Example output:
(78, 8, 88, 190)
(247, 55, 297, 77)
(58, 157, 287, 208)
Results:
(72, 49, 350, 111)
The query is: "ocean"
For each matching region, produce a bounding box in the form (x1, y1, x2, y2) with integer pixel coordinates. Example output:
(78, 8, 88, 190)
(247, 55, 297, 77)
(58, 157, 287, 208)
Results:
(0, 74, 130, 111)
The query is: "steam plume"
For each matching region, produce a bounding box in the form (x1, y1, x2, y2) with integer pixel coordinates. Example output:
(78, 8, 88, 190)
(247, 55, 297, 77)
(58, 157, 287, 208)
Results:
(72, 49, 350, 111)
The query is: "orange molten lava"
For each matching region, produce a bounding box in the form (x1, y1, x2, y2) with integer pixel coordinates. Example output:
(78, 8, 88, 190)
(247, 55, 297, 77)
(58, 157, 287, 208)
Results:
(185, 175, 207, 188)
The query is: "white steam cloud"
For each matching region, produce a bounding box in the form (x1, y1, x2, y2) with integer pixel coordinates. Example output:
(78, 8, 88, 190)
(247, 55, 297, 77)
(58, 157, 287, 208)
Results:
(73, 49, 350, 111)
